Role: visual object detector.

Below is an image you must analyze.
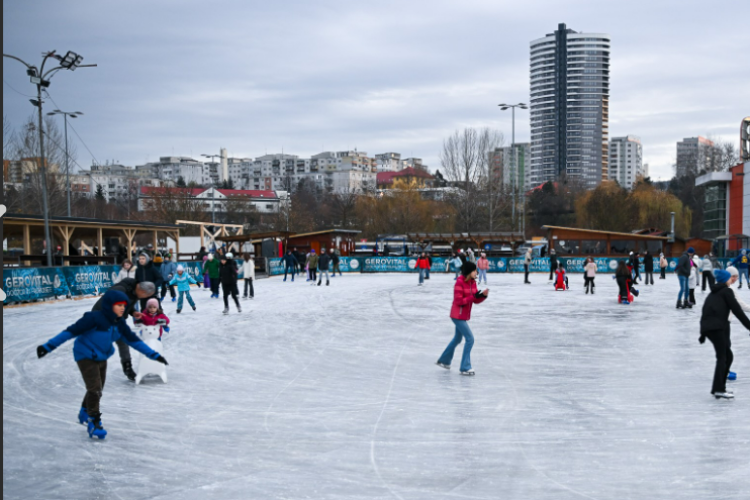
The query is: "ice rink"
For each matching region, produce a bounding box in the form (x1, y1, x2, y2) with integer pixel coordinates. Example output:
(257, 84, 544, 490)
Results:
(3, 272, 750, 499)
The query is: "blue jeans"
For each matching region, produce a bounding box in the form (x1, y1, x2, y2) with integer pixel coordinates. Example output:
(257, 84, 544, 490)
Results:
(177, 291, 195, 310)
(438, 319, 475, 372)
(419, 268, 426, 284)
(740, 268, 749, 285)
(678, 275, 689, 301)
(284, 265, 296, 280)
(477, 269, 487, 283)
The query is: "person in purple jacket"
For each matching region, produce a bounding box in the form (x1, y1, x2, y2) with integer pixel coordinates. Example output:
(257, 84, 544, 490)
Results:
(36, 290, 168, 440)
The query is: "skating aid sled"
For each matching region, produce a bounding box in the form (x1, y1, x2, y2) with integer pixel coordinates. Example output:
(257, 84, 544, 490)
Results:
(136, 326, 167, 385)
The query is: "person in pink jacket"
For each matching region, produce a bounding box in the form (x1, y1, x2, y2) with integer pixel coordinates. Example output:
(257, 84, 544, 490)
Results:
(476, 252, 490, 285)
(436, 262, 489, 376)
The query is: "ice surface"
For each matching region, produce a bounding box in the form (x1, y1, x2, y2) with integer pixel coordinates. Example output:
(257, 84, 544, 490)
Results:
(3, 273, 750, 499)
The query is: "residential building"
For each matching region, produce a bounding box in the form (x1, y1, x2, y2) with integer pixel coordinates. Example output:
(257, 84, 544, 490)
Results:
(376, 152, 402, 172)
(695, 161, 748, 251)
(608, 136, 644, 189)
(488, 144, 531, 190)
(139, 186, 282, 215)
(529, 23, 610, 189)
(676, 136, 718, 177)
(5, 158, 59, 184)
(136, 156, 205, 185)
(83, 163, 162, 202)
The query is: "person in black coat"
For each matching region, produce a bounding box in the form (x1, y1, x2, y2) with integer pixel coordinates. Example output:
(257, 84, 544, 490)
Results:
(548, 250, 558, 281)
(700, 270, 750, 399)
(676, 248, 694, 309)
(93, 278, 156, 381)
(219, 255, 241, 314)
(134, 253, 163, 309)
(318, 252, 332, 286)
(283, 250, 297, 282)
(643, 250, 654, 285)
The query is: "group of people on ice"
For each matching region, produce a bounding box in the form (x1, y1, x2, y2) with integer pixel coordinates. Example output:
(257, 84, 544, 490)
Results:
(281, 247, 343, 286)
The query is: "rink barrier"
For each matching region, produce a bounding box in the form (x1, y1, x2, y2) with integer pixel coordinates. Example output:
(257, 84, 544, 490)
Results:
(267, 257, 734, 276)
(2, 261, 207, 304)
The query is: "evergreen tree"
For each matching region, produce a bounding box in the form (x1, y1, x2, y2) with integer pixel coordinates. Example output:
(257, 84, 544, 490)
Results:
(176, 176, 187, 188)
(95, 184, 106, 201)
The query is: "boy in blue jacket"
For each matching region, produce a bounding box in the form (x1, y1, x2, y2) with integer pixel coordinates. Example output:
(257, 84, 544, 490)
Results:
(36, 290, 168, 440)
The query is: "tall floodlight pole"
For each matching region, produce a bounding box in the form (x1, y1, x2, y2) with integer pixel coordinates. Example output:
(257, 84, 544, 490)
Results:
(48, 110, 83, 217)
(4, 50, 96, 266)
(202, 153, 221, 223)
(499, 103, 528, 235)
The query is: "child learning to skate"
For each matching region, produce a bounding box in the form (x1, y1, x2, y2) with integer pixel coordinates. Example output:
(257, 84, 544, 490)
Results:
(169, 265, 198, 313)
(135, 298, 171, 339)
(36, 290, 168, 440)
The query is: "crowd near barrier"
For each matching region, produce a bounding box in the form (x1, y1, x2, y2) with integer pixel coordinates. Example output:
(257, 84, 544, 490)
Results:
(269, 256, 734, 277)
(4, 257, 734, 304)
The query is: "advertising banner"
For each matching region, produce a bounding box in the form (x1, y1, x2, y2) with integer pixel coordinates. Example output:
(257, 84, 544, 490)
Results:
(268, 257, 365, 276)
(62, 265, 120, 297)
(179, 261, 205, 282)
(3, 267, 70, 303)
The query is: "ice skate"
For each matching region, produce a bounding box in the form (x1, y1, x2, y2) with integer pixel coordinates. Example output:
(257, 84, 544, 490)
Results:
(326, 281, 330, 286)
(121, 360, 137, 382)
(78, 407, 89, 425)
(460, 370, 475, 376)
(176, 309, 182, 314)
(192, 306, 197, 311)
(87, 414, 107, 440)
(237, 306, 242, 313)
(676, 300, 684, 309)
(172, 298, 176, 303)
(223, 308, 229, 315)
(436, 362, 450, 370)
(713, 392, 734, 400)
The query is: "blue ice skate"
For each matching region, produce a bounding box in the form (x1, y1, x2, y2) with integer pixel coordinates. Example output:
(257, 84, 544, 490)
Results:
(622, 299, 630, 305)
(87, 416, 107, 440)
(78, 407, 89, 425)
(728, 371, 737, 381)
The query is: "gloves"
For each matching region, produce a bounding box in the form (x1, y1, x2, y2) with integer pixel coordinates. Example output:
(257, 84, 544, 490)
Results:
(156, 319, 167, 326)
(37, 345, 51, 359)
(162, 326, 170, 333)
(699, 335, 706, 344)
(156, 355, 169, 366)
(474, 291, 484, 299)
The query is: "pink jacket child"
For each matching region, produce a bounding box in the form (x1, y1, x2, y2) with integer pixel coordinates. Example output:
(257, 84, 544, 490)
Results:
(135, 298, 170, 340)
(477, 257, 490, 270)
(450, 275, 487, 321)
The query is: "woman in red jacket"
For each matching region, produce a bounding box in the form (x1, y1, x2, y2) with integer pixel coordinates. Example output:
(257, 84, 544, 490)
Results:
(436, 262, 488, 376)
(417, 253, 431, 286)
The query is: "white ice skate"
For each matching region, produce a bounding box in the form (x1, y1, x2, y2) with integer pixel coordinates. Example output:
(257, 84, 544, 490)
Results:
(135, 326, 168, 385)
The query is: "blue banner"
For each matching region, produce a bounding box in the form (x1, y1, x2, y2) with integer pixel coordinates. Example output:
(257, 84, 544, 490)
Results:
(268, 257, 364, 276)
(61, 265, 120, 297)
(178, 261, 205, 282)
(3, 267, 70, 303)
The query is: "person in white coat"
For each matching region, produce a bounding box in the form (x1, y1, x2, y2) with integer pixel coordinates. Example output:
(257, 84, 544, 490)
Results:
(241, 254, 255, 299)
(115, 259, 137, 284)
(701, 253, 716, 292)
(688, 254, 701, 304)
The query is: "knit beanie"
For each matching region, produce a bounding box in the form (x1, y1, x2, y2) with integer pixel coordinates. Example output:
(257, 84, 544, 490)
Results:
(154, 256, 164, 264)
(715, 269, 731, 284)
(146, 298, 160, 310)
(176, 265, 185, 272)
(687, 247, 695, 254)
(727, 266, 739, 277)
(461, 261, 477, 277)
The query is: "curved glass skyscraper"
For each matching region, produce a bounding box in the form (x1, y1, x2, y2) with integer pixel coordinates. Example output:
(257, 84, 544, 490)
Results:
(529, 23, 610, 189)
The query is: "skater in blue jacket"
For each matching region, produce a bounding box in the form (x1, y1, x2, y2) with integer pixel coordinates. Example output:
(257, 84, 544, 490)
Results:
(169, 265, 198, 313)
(36, 290, 168, 440)
(731, 250, 750, 289)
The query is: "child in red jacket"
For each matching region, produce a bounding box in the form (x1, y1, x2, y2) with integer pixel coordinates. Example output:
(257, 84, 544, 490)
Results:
(554, 266, 569, 291)
(135, 298, 170, 340)
(436, 262, 488, 376)
(417, 253, 431, 286)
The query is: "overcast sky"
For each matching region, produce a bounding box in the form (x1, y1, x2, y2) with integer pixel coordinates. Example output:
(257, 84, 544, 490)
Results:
(3, 0, 748, 180)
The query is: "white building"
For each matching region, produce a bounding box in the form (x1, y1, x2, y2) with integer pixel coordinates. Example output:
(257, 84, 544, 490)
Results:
(375, 152, 402, 172)
(609, 136, 644, 189)
(138, 186, 282, 214)
(81, 163, 162, 202)
(676, 136, 718, 177)
(136, 156, 205, 185)
(488, 144, 531, 190)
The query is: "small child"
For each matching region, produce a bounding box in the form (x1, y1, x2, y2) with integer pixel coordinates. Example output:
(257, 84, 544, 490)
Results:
(36, 290, 168, 440)
(135, 298, 171, 339)
(169, 265, 197, 313)
(554, 266, 569, 291)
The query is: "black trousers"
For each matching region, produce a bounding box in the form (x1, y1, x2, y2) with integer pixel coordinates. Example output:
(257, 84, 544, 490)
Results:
(549, 264, 557, 280)
(702, 271, 715, 291)
(116, 339, 132, 363)
(644, 272, 654, 285)
(584, 276, 595, 291)
(244, 278, 254, 298)
(160, 282, 176, 299)
(660, 268, 666, 279)
(223, 284, 240, 309)
(705, 329, 733, 394)
(78, 359, 107, 416)
(689, 289, 696, 304)
(310, 269, 317, 281)
(210, 277, 220, 296)
(524, 264, 530, 283)
(616, 276, 629, 300)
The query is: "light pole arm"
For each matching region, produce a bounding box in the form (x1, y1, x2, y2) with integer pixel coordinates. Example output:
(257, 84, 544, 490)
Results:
(3, 53, 33, 69)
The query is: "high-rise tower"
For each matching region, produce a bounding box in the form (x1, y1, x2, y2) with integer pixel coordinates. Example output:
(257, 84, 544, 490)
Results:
(529, 23, 610, 189)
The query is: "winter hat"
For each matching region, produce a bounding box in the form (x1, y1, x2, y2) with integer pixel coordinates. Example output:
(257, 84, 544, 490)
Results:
(154, 256, 164, 264)
(146, 298, 160, 310)
(226, 253, 234, 259)
(727, 266, 739, 277)
(176, 265, 185, 273)
(139, 252, 151, 261)
(715, 269, 731, 284)
(687, 247, 695, 254)
(208, 254, 214, 261)
(461, 261, 477, 277)
(743, 249, 748, 256)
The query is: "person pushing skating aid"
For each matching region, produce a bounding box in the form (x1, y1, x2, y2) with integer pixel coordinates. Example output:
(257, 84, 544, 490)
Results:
(36, 290, 168, 439)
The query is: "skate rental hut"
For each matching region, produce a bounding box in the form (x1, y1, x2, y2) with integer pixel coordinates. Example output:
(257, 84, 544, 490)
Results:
(2, 214, 181, 267)
(407, 232, 526, 256)
(542, 226, 668, 257)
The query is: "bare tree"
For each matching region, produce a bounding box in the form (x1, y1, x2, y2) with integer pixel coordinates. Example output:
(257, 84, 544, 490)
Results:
(3, 114, 15, 160)
(328, 190, 359, 228)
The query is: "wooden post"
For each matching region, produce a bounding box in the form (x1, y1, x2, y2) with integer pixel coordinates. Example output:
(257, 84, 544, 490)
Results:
(199, 223, 205, 250)
(97, 228, 104, 256)
(123, 229, 136, 261)
(56, 226, 74, 265)
(153, 230, 158, 252)
(23, 223, 31, 266)
(174, 231, 181, 260)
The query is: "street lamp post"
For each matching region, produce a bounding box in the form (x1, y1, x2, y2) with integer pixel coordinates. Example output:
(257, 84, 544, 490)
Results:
(499, 103, 528, 236)
(202, 153, 221, 223)
(47, 110, 83, 217)
(3, 50, 96, 266)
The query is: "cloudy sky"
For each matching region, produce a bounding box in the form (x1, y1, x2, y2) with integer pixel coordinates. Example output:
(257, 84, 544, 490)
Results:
(3, 0, 748, 180)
